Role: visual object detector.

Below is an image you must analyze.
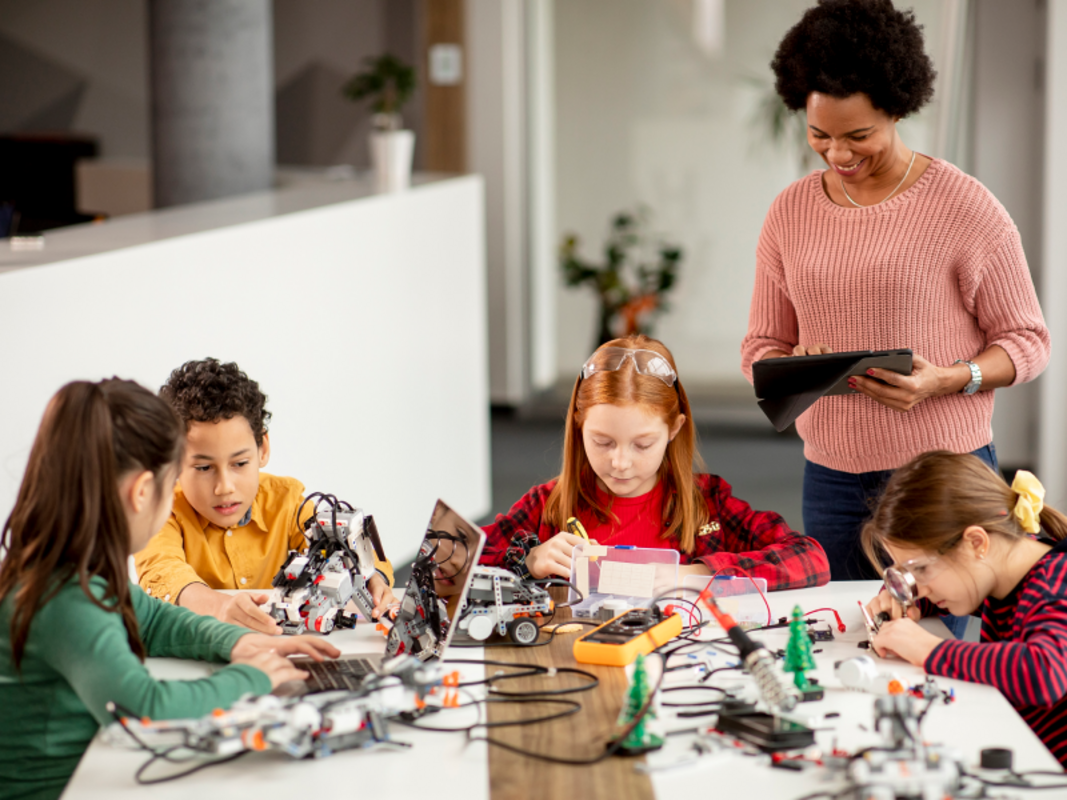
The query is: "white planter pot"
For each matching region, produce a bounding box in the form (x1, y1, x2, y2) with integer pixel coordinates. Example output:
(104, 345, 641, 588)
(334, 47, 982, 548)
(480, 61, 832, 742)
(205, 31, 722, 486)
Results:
(369, 129, 415, 192)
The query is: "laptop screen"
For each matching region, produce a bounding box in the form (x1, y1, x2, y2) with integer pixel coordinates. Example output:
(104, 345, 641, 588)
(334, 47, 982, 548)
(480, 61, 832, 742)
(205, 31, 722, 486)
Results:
(384, 499, 486, 661)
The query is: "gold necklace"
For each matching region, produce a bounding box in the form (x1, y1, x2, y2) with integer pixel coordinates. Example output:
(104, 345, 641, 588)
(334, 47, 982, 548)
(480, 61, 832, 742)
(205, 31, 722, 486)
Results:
(840, 151, 917, 207)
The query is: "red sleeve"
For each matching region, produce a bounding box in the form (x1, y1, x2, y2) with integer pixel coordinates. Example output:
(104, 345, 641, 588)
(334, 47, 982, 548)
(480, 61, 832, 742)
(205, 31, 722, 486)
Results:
(478, 482, 556, 570)
(926, 581, 1067, 708)
(690, 475, 830, 591)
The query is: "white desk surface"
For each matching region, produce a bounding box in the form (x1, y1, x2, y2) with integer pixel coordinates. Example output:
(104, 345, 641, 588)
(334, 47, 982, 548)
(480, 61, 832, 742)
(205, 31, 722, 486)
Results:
(63, 582, 1066, 799)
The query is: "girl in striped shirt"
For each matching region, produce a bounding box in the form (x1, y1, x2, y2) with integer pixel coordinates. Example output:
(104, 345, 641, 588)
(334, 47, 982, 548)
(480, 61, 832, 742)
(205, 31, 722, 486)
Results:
(862, 450, 1067, 765)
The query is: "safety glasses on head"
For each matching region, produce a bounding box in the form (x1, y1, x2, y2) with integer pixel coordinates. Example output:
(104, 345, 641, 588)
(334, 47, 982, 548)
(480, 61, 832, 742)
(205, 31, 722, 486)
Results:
(580, 347, 677, 387)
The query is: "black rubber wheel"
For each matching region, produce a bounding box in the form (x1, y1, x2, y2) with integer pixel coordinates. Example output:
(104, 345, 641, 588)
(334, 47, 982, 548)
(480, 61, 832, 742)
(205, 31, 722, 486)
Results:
(508, 618, 540, 646)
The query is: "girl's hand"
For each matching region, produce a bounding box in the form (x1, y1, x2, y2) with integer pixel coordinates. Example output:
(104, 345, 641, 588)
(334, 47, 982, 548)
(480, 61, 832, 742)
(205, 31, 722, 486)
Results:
(233, 649, 311, 690)
(368, 573, 398, 620)
(866, 591, 921, 622)
(526, 532, 592, 579)
(230, 633, 341, 663)
(850, 353, 969, 412)
(871, 618, 942, 666)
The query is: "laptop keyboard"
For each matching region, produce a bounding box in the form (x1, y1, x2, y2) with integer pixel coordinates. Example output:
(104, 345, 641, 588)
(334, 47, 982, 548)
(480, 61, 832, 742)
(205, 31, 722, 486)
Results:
(303, 658, 375, 692)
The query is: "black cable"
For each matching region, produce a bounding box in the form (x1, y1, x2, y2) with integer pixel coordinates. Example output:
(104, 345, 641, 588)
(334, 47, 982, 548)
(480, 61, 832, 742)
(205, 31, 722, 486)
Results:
(659, 684, 727, 707)
(960, 769, 1067, 790)
(391, 696, 582, 733)
(135, 749, 249, 785)
(699, 664, 744, 683)
(466, 650, 667, 765)
(443, 657, 599, 696)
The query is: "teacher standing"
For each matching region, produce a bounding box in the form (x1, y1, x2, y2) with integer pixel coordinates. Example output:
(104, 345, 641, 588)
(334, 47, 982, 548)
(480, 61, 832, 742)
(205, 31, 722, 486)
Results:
(741, 0, 1051, 581)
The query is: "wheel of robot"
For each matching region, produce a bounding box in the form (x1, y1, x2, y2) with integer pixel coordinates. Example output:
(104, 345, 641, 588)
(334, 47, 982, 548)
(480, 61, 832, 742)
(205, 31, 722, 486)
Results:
(466, 615, 495, 641)
(508, 618, 540, 646)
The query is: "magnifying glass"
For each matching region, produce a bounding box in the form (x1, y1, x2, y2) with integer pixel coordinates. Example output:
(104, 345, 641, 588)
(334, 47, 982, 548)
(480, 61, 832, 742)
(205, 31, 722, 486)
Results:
(883, 565, 918, 613)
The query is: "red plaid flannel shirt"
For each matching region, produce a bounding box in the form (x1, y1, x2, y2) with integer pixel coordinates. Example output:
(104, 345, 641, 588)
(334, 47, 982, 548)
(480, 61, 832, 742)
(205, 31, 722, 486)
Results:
(479, 474, 829, 591)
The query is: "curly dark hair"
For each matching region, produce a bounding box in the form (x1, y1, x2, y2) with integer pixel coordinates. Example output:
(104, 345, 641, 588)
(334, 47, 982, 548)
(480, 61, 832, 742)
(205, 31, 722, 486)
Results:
(160, 358, 271, 446)
(771, 0, 936, 118)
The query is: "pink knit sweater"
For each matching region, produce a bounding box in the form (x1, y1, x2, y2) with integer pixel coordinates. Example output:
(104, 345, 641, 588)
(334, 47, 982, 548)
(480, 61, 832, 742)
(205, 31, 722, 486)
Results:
(741, 159, 1050, 474)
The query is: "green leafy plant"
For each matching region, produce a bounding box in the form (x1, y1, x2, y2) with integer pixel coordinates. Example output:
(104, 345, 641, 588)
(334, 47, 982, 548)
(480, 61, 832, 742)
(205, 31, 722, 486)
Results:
(342, 54, 417, 131)
(561, 208, 682, 347)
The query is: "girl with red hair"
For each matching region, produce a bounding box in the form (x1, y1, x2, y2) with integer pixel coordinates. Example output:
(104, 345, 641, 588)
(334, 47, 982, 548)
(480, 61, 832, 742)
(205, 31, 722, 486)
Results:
(480, 335, 829, 590)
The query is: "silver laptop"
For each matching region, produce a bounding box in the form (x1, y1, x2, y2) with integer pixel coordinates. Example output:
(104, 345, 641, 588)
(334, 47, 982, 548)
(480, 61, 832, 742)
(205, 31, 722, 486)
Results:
(285, 498, 486, 695)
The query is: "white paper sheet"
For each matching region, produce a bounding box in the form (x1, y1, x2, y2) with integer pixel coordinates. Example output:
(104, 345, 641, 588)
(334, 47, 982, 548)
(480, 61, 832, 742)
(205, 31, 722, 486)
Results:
(596, 560, 657, 598)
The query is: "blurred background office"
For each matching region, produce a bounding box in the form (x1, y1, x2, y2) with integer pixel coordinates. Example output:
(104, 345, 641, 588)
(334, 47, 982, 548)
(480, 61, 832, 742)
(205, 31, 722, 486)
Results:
(1, 0, 1064, 547)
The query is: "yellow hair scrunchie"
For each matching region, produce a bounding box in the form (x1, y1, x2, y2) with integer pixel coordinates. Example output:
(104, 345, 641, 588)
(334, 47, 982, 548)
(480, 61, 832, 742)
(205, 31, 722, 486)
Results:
(1012, 470, 1045, 534)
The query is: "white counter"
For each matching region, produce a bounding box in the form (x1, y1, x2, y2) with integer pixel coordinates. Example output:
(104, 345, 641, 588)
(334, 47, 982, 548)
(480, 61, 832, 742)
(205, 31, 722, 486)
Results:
(0, 173, 490, 564)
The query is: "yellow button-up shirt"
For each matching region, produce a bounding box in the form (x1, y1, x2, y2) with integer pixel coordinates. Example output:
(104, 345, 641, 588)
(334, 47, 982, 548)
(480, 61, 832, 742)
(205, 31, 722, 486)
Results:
(135, 472, 393, 603)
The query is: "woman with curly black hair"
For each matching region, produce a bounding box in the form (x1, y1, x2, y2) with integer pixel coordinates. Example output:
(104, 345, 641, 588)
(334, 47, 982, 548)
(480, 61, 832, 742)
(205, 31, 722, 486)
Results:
(741, 0, 1050, 584)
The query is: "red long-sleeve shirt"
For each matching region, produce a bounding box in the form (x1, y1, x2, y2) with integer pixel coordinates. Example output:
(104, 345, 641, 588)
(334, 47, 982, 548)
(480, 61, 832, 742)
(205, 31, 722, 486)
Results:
(479, 474, 829, 591)
(925, 538, 1067, 765)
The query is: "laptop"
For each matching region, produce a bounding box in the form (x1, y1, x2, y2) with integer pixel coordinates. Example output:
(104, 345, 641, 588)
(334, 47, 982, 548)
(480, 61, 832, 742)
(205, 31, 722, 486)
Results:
(285, 498, 486, 695)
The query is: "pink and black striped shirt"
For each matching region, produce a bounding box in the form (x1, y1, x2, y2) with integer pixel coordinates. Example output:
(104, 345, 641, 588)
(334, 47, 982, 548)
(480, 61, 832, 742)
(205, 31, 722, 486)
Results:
(925, 538, 1067, 765)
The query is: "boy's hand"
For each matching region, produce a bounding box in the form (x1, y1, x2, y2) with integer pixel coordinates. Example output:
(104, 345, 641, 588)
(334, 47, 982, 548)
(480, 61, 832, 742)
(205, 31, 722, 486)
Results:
(871, 618, 941, 666)
(231, 633, 340, 662)
(179, 583, 281, 634)
(526, 532, 593, 580)
(368, 573, 398, 619)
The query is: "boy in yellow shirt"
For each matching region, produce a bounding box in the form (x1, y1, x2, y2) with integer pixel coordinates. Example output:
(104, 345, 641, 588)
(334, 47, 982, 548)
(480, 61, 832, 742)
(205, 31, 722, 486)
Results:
(136, 358, 395, 634)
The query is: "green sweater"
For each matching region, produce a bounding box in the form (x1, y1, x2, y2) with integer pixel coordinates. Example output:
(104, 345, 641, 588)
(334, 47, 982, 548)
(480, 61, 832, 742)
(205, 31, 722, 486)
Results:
(0, 577, 271, 800)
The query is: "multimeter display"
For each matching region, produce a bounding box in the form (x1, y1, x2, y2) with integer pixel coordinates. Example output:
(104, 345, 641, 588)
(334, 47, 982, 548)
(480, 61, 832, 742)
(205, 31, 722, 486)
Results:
(573, 609, 682, 666)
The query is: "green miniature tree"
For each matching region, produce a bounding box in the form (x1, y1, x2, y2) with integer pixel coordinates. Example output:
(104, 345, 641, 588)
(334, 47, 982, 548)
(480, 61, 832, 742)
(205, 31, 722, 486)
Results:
(342, 54, 417, 131)
(783, 604, 817, 690)
(616, 653, 664, 753)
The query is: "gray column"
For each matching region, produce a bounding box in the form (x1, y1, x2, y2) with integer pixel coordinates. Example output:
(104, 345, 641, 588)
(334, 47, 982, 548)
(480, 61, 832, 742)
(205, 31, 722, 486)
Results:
(148, 0, 274, 208)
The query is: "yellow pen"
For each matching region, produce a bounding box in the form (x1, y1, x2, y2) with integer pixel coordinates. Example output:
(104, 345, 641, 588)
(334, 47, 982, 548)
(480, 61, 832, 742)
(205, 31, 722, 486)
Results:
(566, 516, 590, 542)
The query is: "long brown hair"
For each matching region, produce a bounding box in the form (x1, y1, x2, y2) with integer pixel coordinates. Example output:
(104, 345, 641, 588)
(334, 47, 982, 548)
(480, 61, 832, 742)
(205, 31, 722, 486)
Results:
(0, 379, 184, 668)
(543, 335, 708, 552)
(861, 450, 1067, 573)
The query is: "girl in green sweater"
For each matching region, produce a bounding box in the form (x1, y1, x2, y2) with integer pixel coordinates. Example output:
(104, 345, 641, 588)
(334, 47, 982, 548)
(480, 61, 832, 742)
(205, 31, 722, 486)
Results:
(0, 379, 340, 800)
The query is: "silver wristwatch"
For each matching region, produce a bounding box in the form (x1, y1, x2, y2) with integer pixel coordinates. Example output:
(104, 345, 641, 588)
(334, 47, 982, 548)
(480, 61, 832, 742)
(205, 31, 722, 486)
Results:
(954, 359, 982, 395)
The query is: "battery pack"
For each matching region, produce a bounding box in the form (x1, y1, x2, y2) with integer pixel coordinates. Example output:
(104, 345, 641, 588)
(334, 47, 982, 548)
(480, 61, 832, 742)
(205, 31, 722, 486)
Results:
(572, 608, 683, 666)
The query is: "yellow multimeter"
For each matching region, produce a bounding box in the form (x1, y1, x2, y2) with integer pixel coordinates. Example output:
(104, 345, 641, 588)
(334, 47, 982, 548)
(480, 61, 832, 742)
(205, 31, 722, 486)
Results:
(573, 608, 682, 667)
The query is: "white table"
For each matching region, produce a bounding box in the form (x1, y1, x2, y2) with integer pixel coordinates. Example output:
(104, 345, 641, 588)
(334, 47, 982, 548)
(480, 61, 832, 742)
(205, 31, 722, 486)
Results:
(63, 582, 1066, 799)
(63, 620, 491, 800)
(649, 582, 1067, 798)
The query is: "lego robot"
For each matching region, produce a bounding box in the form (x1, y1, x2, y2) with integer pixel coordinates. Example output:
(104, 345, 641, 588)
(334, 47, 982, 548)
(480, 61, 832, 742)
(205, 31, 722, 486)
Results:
(267, 492, 388, 635)
(385, 527, 461, 659)
(108, 656, 451, 760)
(455, 565, 553, 646)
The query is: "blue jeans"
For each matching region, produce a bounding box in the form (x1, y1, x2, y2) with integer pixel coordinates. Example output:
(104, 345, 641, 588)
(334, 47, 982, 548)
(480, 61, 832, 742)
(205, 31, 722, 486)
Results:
(803, 443, 999, 581)
(803, 443, 998, 638)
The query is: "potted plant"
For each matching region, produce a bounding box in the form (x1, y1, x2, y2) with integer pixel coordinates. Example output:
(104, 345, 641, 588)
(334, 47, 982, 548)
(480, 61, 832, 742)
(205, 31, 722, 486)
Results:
(343, 54, 417, 192)
(560, 208, 683, 347)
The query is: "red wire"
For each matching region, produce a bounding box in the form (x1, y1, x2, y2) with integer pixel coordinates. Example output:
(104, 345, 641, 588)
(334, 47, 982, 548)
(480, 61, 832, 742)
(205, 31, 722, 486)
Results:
(805, 607, 847, 633)
(704, 566, 773, 627)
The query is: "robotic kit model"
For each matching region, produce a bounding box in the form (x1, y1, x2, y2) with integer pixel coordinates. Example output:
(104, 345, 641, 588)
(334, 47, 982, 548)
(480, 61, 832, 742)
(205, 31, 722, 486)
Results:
(268, 492, 388, 635)
(109, 656, 452, 760)
(455, 565, 553, 645)
(386, 524, 478, 658)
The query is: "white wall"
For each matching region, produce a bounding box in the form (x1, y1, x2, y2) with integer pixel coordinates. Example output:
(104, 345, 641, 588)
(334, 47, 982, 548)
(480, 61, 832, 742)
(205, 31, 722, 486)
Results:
(466, 0, 529, 404)
(972, 0, 1046, 469)
(550, 0, 947, 385)
(0, 177, 490, 565)
(1039, 0, 1067, 505)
